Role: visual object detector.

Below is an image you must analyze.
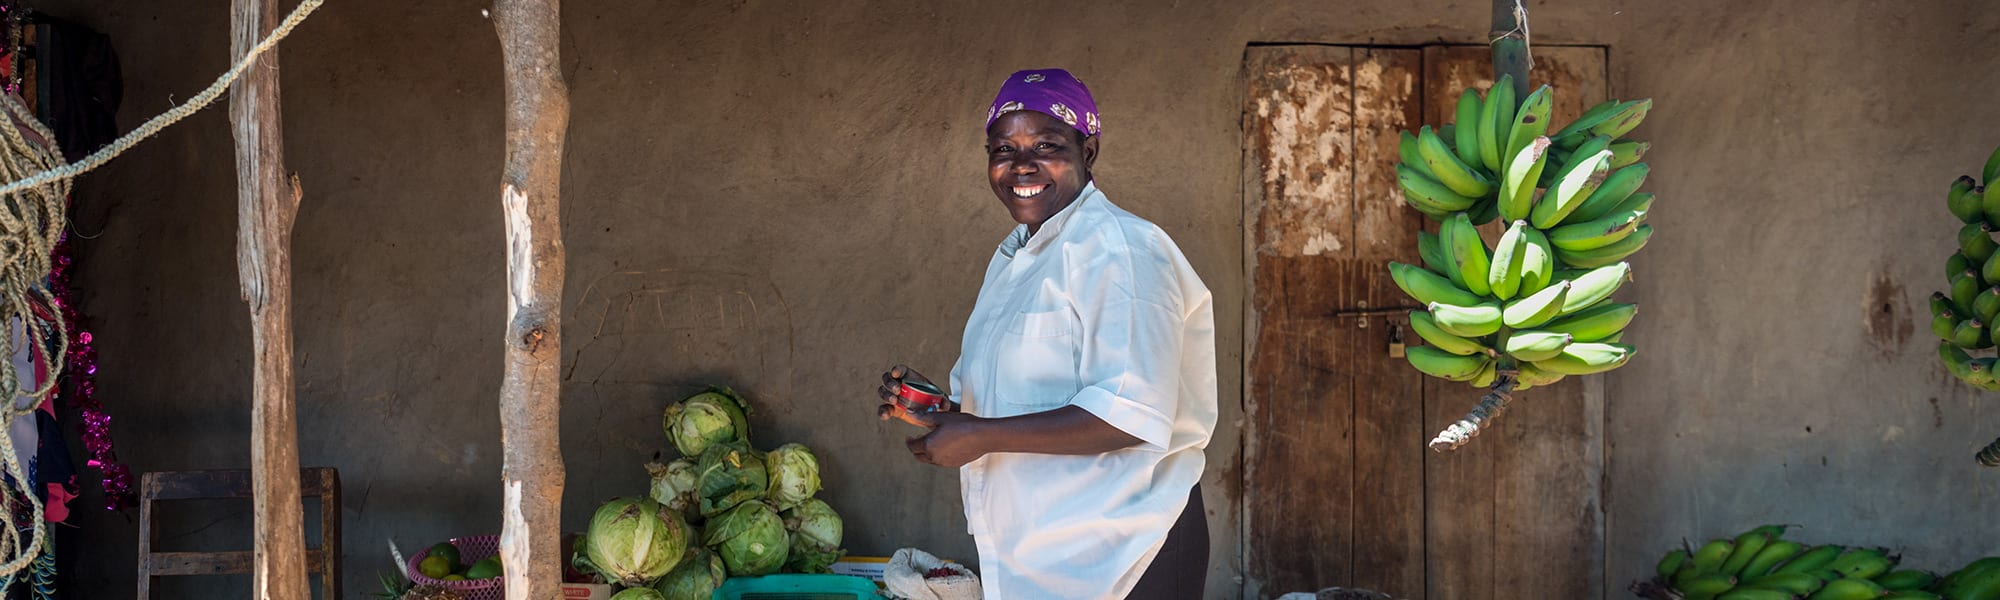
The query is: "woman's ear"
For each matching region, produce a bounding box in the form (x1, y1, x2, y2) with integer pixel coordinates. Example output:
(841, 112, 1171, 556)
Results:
(1082, 134, 1100, 171)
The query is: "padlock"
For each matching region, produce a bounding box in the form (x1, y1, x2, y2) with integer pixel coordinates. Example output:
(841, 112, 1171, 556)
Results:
(1387, 321, 1406, 358)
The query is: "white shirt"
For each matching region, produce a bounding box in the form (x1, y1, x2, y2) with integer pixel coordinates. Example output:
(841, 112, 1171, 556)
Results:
(947, 182, 1218, 600)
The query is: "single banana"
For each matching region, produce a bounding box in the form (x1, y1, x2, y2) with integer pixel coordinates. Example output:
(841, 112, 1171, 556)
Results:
(1514, 360, 1564, 389)
(1716, 589, 1798, 600)
(1941, 342, 1978, 382)
(1987, 144, 2000, 185)
(1720, 530, 1773, 578)
(1976, 287, 2000, 323)
(1949, 175, 1983, 224)
(1532, 148, 1614, 229)
(1951, 252, 1975, 282)
(1973, 357, 2000, 387)
(1946, 565, 2000, 600)
(1934, 290, 1966, 318)
(1406, 345, 1493, 381)
(1872, 569, 1937, 591)
(1962, 222, 1999, 263)
(1679, 574, 1737, 599)
(1823, 547, 1894, 580)
(1555, 224, 1653, 269)
(1502, 85, 1553, 175)
(1389, 262, 1483, 306)
(1935, 312, 1962, 341)
(1446, 213, 1493, 296)
(1954, 270, 1985, 321)
(1549, 209, 1646, 251)
(1553, 98, 1625, 142)
(1502, 330, 1573, 362)
(1882, 591, 1942, 600)
(1398, 163, 1480, 214)
(1429, 301, 1504, 337)
(1982, 252, 2000, 290)
(1489, 220, 1529, 300)
(1419, 125, 1494, 198)
(1410, 310, 1491, 356)
(1467, 358, 1498, 387)
(1940, 557, 2000, 598)
(1400, 130, 1436, 180)
(1608, 139, 1649, 169)
(1453, 88, 1484, 167)
(1740, 539, 1805, 578)
(1519, 227, 1557, 295)
(1418, 230, 1451, 275)
(1986, 182, 2000, 228)
(1565, 163, 1650, 224)
(1610, 191, 1656, 217)
(1741, 571, 1822, 594)
(1533, 342, 1635, 375)
(1504, 280, 1572, 329)
(1560, 262, 1633, 314)
(1658, 548, 1692, 579)
(1587, 98, 1653, 138)
(1776, 545, 1845, 574)
(1479, 74, 1516, 173)
(1807, 578, 1885, 600)
(1951, 318, 1988, 349)
(1499, 137, 1552, 221)
(1542, 302, 1636, 342)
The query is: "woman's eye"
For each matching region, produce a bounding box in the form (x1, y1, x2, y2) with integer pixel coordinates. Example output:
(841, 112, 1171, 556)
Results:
(1036, 142, 1059, 151)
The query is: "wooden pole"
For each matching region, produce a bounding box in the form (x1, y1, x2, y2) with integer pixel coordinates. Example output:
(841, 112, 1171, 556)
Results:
(1491, 0, 1532, 97)
(229, 0, 308, 597)
(492, 1, 569, 599)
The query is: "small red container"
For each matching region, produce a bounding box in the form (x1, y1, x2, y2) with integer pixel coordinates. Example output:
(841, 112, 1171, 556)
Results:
(895, 380, 948, 413)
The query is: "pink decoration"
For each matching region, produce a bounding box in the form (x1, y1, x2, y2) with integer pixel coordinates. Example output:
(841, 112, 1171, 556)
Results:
(49, 236, 132, 510)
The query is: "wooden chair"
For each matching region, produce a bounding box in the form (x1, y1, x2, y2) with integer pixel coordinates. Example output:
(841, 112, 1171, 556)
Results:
(136, 468, 341, 599)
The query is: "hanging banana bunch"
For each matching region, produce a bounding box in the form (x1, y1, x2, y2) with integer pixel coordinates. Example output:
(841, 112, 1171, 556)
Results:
(1931, 144, 2000, 467)
(1391, 74, 1655, 451)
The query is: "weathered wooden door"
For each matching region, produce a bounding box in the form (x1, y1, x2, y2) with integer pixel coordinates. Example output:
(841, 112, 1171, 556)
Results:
(1242, 45, 1609, 600)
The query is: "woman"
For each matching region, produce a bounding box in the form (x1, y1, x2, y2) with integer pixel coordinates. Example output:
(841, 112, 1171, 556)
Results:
(878, 68, 1218, 600)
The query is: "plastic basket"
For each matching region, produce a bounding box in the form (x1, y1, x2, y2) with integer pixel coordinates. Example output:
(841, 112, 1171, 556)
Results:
(713, 574, 884, 600)
(406, 535, 505, 600)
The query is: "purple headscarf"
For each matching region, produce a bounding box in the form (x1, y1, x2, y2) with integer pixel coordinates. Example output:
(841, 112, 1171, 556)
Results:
(984, 68, 1101, 137)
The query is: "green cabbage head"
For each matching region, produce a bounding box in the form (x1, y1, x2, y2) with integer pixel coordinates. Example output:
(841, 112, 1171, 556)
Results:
(585, 497, 689, 587)
(651, 546, 725, 600)
(695, 441, 768, 517)
(646, 458, 700, 514)
(782, 498, 845, 573)
(765, 443, 822, 510)
(702, 501, 789, 576)
(662, 387, 751, 457)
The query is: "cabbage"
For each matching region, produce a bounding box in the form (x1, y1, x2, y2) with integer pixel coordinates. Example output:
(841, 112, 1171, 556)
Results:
(702, 501, 789, 576)
(695, 441, 768, 517)
(764, 443, 822, 510)
(585, 497, 689, 586)
(651, 546, 725, 600)
(646, 459, 700, 514)
(607, 588, 666, 600)
(781, 498, 845, 573)
(662, 387, 751, 457)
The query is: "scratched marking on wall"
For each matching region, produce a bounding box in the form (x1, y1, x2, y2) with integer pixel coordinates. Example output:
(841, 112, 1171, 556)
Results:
(565, 268, 796, 391)
(1252, 59, 1355, 258)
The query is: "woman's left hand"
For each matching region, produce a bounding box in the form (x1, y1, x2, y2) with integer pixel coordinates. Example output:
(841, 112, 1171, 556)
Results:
(906, 411, 989, 468)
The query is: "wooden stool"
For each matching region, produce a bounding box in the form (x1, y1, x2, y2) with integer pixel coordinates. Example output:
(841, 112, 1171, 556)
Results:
(136, 468, 341, 599)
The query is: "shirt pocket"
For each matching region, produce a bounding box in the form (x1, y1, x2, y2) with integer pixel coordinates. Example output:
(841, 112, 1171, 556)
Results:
(994, 309, 1081, 413)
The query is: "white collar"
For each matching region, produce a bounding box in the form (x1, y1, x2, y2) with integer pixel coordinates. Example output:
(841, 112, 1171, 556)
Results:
(1000, 181, 1101, 257)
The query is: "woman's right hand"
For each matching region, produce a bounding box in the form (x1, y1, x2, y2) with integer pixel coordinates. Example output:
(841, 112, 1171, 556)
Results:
(877, 364, 945, 427)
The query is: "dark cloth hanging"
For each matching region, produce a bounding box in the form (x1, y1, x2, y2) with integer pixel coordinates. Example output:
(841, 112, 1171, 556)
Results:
(27, 14, 120, 163)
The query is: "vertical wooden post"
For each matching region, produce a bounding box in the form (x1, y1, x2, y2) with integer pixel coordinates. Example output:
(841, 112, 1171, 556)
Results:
(229, 0, 307, 598)
(1491, 0, 1531, 96)
(492, 1, 569, 599)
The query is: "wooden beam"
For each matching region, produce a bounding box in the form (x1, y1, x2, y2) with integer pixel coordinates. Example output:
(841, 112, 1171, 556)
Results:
(492, 1, 569, 599)
(229, 0, 307, 598)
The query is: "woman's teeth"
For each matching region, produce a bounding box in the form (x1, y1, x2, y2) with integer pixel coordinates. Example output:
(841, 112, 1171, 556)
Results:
(1012, 185, 1046, 198)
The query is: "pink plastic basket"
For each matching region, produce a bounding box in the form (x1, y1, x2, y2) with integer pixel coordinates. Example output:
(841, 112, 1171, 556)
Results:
(406, 535, 505, 600)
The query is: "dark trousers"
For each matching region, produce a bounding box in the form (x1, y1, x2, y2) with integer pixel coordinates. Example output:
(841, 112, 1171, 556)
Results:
(1126, 484, 1209, 600)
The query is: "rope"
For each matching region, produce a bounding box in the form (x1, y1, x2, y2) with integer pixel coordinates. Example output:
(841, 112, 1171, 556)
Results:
(0, 0, 325, 197)
(0, 84, 71, 581)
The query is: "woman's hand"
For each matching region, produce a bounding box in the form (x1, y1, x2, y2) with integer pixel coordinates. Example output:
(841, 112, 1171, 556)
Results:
(905, 411, 989, 468)
(876, 364, 952, 427)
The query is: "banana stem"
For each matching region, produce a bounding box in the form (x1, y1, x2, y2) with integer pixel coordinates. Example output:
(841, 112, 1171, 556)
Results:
(1979, 434, 2000, 467)
(1491, 0, 1531, 97)
(1427, 362, 1519, 452)
(1626, 579, 1682, 600)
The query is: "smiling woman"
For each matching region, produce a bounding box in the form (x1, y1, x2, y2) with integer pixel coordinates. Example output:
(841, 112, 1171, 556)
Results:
(875, 69, 1219, 600)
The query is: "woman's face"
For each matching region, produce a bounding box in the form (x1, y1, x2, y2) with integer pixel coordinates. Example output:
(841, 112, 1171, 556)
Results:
(986, 110, 1098, 234)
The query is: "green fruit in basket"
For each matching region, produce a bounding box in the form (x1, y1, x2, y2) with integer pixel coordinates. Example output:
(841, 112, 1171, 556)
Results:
(427, 542, 463, 570)
(608, 588, 668, 600)
(418, 554, 454, 579)
(442, 574, 466, 581)
(465, 556, 504, 580)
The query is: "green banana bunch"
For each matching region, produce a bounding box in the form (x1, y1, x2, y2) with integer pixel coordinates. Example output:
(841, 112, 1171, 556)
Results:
(1388, 83, 1655, 398)
(1934, 147, 2000, 391)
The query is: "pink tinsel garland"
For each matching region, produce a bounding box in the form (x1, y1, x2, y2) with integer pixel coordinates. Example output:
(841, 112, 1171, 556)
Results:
(48, 237, 130, 510)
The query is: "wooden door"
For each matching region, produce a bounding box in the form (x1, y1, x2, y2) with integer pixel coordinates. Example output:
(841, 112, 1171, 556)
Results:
(1242, 45, 1609, 600)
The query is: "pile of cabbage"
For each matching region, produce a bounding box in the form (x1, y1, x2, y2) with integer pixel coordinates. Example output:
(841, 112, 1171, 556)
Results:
(571, 387, 848, 599)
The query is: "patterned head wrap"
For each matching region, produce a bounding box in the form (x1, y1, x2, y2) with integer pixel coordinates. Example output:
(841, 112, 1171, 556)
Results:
(984, 68, 1101, 137)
